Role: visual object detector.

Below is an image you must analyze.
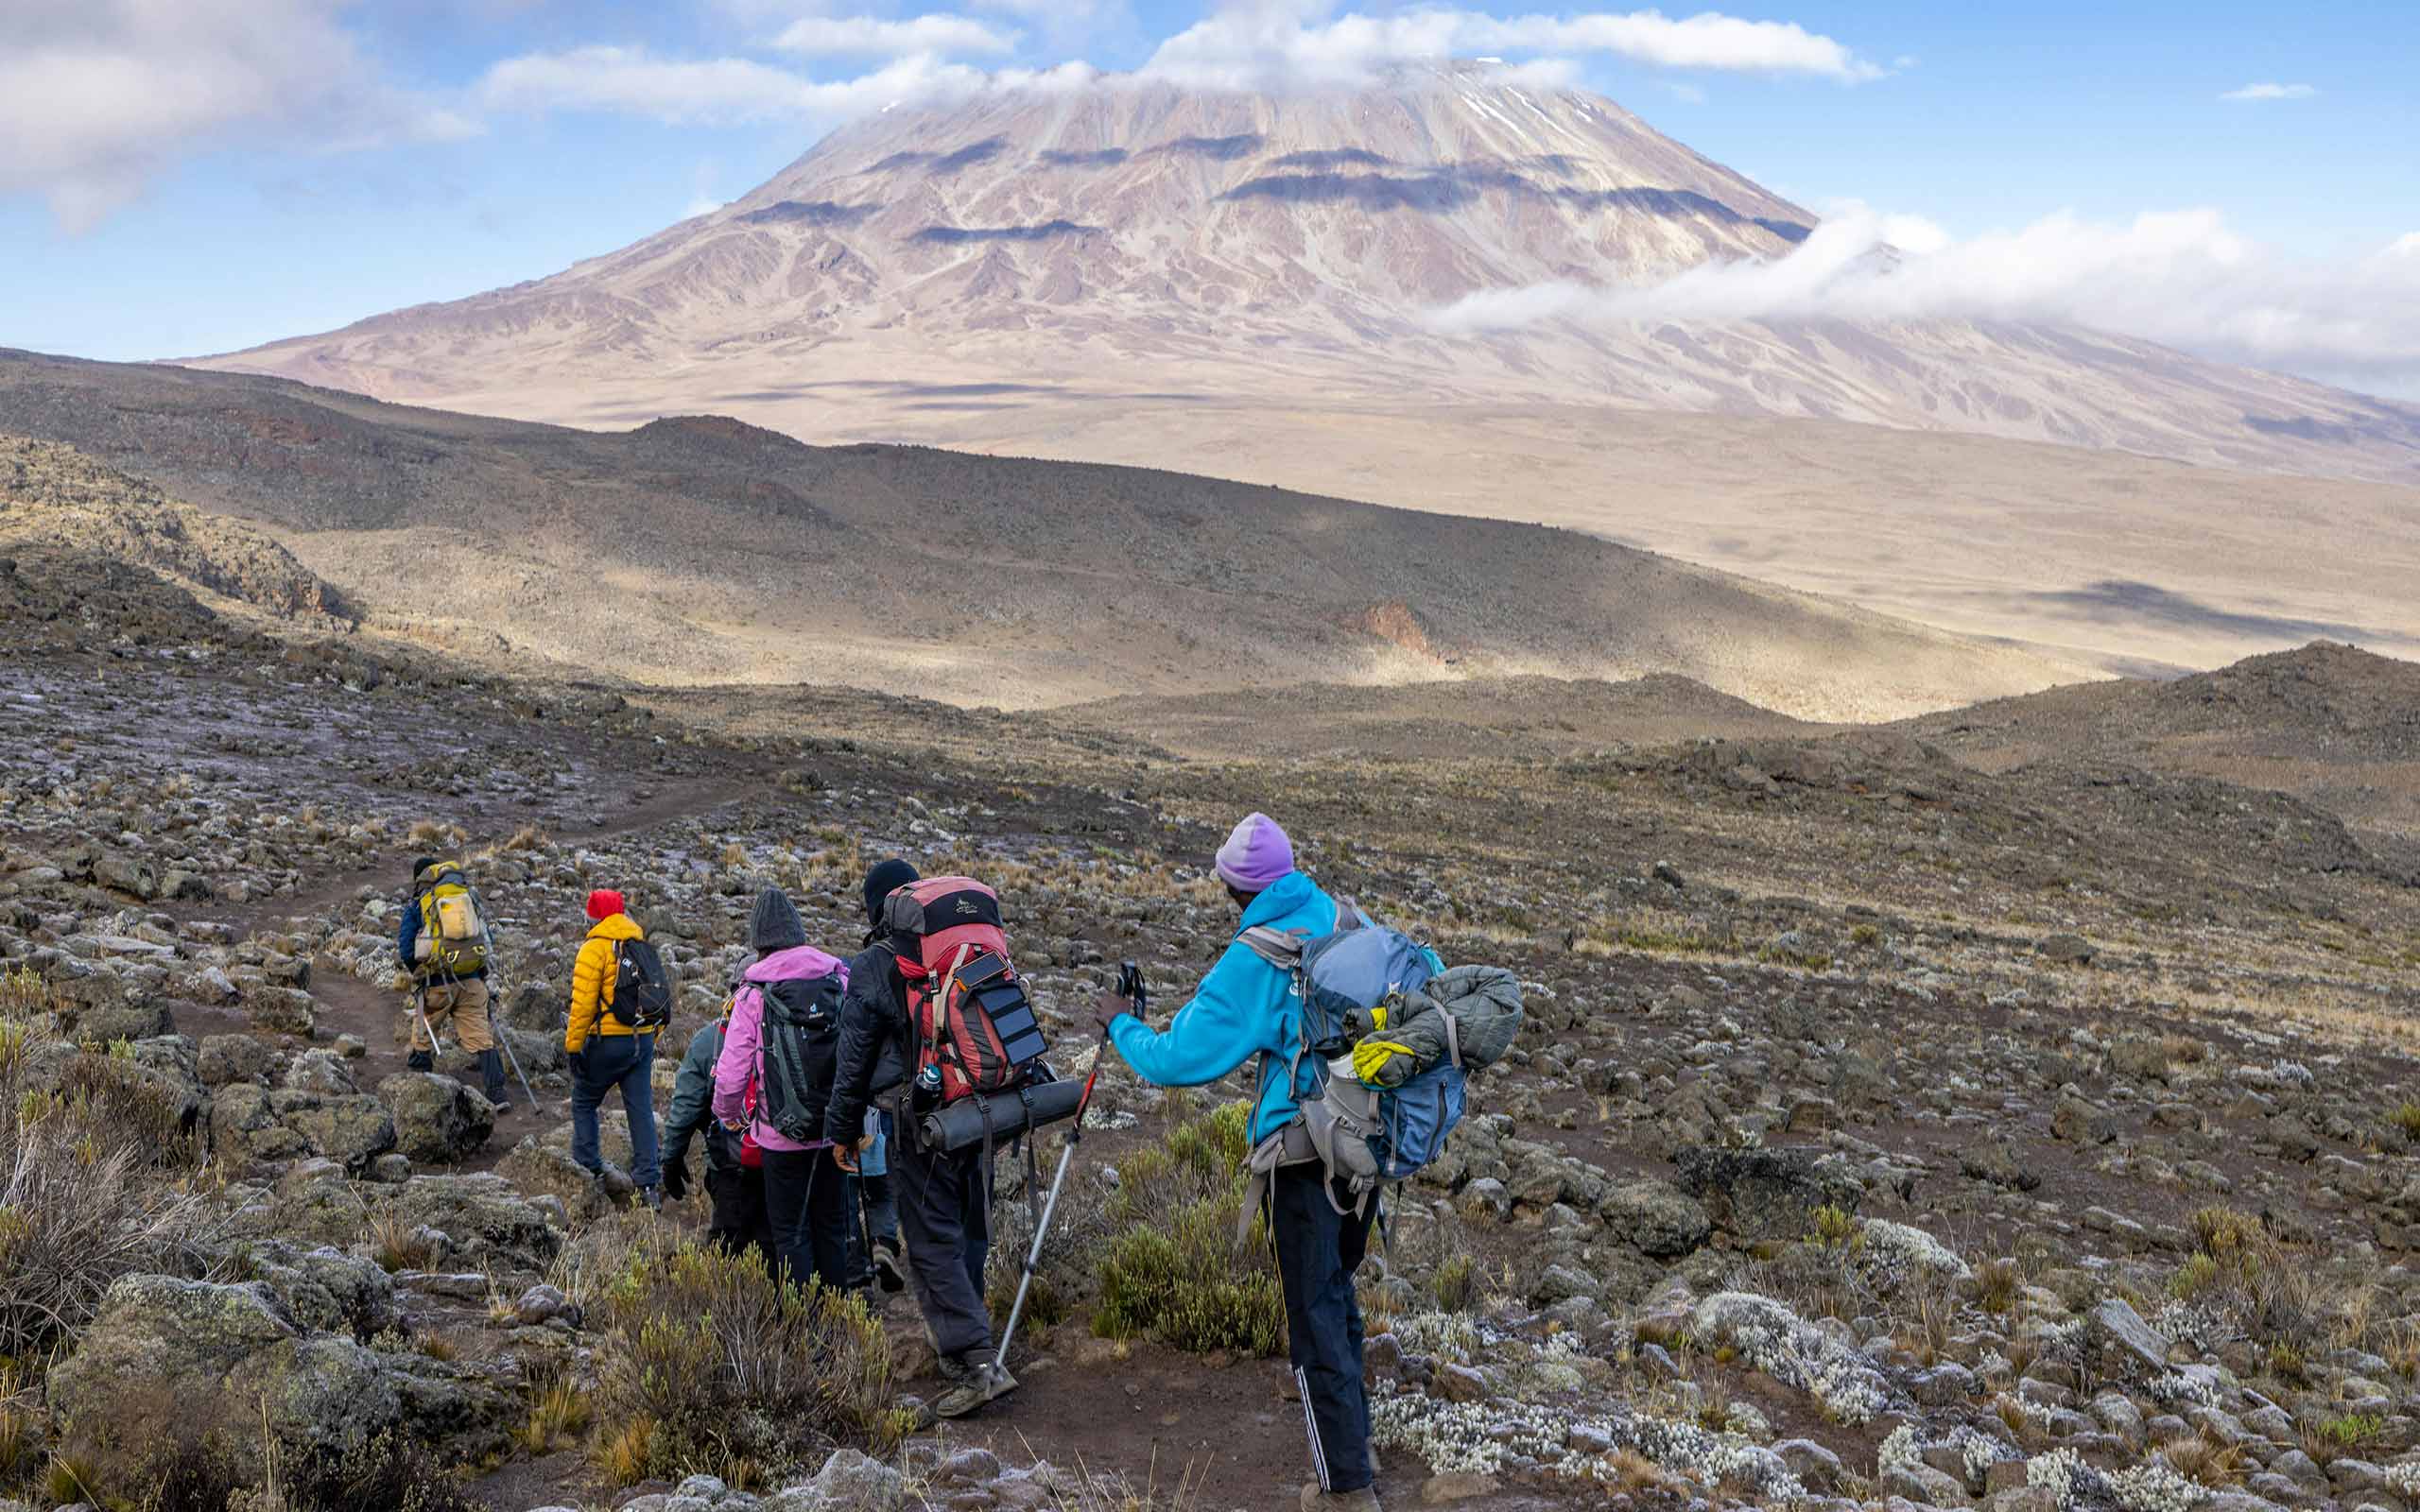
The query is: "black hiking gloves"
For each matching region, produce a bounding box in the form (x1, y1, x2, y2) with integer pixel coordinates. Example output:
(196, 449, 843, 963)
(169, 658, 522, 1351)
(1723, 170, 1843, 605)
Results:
(661, 1153, 689, 1202)
(1090, 990, 1134, 1038)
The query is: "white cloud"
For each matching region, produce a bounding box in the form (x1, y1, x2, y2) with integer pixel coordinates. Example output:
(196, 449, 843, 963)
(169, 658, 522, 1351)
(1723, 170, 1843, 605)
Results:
(475, 46, 1098, 128)
(770, 14, 1020, 60)
(475, 47, 973, 125)
(2221, 81, 2316, 102)
(1144, 6, 1884, 89)
(1429, 205, 2420, 393)
(0, 0, 473, 232)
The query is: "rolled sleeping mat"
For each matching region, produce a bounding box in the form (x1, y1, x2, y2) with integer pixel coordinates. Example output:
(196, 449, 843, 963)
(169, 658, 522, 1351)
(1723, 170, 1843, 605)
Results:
(917, 1076, 1085, 1154)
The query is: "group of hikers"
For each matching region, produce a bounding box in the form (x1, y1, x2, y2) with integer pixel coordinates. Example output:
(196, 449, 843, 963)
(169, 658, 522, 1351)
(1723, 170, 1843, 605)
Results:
(399, 813, 1440, 1512)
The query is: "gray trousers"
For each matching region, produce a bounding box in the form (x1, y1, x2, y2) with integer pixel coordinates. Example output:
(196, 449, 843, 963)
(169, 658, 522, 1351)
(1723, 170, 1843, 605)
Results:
(894, 1134, 992, 1357)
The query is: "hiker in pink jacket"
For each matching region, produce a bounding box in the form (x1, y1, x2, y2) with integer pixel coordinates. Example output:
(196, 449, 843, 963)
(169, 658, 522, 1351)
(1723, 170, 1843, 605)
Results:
(714, 886, 853, 1291)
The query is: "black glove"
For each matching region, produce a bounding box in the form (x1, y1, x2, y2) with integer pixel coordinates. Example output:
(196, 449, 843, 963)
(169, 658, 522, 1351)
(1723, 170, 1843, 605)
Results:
(661, 1154, 690, 1203)
(567, 1048, 588, 1084)
(1091, 991, 1133, 1038)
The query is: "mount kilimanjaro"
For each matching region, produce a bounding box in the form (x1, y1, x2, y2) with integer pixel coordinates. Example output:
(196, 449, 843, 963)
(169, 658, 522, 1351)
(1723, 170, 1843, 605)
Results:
(197, 64, 2414, 482)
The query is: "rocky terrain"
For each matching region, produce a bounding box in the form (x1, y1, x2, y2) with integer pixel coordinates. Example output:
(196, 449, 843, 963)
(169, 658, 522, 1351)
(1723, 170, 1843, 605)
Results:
(5, 514, 2420, 1512)
(0, 358, 2084, 721)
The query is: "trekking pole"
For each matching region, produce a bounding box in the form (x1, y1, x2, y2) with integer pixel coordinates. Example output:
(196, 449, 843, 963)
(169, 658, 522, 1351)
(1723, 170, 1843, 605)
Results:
(490, 997, 544, 1114)
(994, 962, 1143, 1373)
(412, 983, 447, 1058)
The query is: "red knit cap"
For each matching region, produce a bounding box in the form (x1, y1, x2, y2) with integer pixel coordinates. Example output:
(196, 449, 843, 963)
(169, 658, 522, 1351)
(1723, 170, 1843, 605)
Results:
(585, 888, 624, 921)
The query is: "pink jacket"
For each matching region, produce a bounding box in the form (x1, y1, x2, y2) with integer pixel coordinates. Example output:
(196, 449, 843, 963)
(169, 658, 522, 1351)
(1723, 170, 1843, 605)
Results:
(711, 944, 849, 1154)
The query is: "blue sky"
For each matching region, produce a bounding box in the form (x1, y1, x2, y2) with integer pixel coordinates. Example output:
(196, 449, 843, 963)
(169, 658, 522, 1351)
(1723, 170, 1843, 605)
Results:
(2, 1, 2414, 391)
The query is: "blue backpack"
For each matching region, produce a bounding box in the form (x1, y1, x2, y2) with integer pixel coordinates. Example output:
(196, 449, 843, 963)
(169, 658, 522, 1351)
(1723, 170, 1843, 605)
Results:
(1239, 902, 1470, 1226)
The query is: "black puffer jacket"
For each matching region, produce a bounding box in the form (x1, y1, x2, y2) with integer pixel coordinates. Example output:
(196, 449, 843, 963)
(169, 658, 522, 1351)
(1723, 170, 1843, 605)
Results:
(823, 938, 909, 1146)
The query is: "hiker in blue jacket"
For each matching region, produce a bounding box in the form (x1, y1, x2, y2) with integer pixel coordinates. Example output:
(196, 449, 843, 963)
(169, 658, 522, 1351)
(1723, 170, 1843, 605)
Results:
(1093, 813, 1382, 1512)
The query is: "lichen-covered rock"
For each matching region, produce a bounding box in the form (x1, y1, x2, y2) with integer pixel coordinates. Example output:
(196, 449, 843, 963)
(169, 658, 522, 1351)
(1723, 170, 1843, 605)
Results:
(1596, 1177, 1713, 1258)
(764, 1449, 908, 1511)
(279, 1091, 399, 1173)
(377, 1173, 561, 1271)
(246, 1240, 398, 1336)
(45, 1274, 403, 1487)
(1673, 1144, 1861, 1241)
(198, 1031, 279, 1087)
(376, 1071, 494, 1164)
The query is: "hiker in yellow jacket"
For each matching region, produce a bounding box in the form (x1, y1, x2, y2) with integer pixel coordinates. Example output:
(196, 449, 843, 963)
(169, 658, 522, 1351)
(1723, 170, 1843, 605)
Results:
(566, 888, 664, 1208)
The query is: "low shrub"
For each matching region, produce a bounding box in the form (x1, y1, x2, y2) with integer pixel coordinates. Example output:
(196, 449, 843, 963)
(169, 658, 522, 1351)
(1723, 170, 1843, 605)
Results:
(0, 1020, 212, 1361)
(1093, 1100, 1286, 1357)
(590, 1235, 903, 1486)
(1096, 1200, 1286, 1356)
(1431, 1253, 1478, 1314)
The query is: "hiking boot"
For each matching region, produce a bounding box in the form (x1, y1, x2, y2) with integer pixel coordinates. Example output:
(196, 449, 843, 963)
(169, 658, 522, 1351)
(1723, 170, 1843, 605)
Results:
(933, 1349, 971, 1385)
(638, 1185, 663, 1211)
(872, 1234, 907, 1295)
(1301, 1486, 1381, 1511)
(406, 1050, 435, 1073)
(930, 1359, 1015, 1419)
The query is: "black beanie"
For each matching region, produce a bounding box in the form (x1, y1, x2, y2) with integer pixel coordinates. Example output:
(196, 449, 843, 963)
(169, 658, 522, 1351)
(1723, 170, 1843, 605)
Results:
(408, 856, 438, 886)
(749, 885, 807, 954)
(862, 858, 920, 927)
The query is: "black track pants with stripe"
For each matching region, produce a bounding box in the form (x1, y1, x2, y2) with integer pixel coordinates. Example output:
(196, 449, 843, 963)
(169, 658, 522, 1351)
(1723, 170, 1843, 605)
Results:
(1272, 1162, 1376, 1493)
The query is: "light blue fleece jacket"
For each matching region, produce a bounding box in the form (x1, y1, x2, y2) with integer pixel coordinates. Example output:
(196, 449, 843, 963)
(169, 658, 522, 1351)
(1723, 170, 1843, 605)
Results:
(1107, 869, 1340, 1143)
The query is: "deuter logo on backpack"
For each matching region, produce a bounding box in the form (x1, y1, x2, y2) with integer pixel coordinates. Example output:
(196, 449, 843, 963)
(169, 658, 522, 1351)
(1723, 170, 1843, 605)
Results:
(413, 863, 489, 977)
(883, 876, 1050, 1105)
(608, 938, 674, 1031)
(754, 971, 843, 1143)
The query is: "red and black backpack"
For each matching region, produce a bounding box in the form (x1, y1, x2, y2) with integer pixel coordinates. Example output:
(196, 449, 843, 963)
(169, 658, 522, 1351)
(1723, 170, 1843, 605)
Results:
(881, 876, 1048, 1104)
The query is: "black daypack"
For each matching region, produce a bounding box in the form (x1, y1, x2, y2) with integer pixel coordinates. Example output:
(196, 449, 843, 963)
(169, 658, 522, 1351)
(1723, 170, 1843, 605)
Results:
(755, 973, 843, 1144)
(608, 938, 675, 1031)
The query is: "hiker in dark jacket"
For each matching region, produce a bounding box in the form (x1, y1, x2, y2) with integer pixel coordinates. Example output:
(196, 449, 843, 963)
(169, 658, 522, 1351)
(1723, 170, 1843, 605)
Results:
(825, 858, 1014, 1420)
(395, 856, 508, 1110)
(660, 998, 774, 1270)
(1093, 814, 1379, 1512)
(713, 885, 853, 1292)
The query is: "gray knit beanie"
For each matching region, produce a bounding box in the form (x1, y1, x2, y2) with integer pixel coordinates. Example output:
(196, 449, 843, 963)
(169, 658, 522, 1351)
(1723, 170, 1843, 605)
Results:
(749, 885, 807, 954)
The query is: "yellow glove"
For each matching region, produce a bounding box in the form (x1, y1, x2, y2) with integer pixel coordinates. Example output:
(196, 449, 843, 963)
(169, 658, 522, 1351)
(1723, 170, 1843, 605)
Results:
(1352, 1039, 1417, 1087)
(1369, 1003, 1388, 1033)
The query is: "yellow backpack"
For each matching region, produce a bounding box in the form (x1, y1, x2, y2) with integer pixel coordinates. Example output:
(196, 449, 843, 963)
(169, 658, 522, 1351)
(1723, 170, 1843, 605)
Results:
(414, 863, 491, 977)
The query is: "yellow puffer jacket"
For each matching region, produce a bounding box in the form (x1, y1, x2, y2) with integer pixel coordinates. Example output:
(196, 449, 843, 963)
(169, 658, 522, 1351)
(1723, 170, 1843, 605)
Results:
(566, 913, 647, 1053)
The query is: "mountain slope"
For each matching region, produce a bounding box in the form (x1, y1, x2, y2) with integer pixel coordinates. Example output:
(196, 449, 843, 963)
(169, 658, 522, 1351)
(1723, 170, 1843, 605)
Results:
(198, 66, 2417, 483)
(0, 349, 2081, 719)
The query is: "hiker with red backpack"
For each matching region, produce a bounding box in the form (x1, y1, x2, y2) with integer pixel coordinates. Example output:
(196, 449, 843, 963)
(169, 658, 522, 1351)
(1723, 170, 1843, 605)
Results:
(712, 886, 856, 1292)
(566, 888, 671, 1210)
(826, 859, 1046, 1420)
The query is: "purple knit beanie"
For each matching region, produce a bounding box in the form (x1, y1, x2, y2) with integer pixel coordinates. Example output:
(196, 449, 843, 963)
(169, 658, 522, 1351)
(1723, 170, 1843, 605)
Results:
(1215, 813, 1295, 893)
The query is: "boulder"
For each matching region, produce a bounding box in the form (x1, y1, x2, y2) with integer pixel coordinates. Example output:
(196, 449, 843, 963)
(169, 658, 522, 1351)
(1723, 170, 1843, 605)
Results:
(247, 1241, 399, 1336)
(197, 1032, 278, 1088)
(2088, 1297, 2173, 1379)
(377, 1173, 561, 1271)
(376, 1072, 494, 1164)
(45, 1275, 402, 1487)
(279, 1092, 400, 1174)
(765, 1449, 908, 1511)
(283, 1047, 358, 1096)
(1672, 1144, 1860, 1241)
(70, 995, 174, 1043)
(1597, 1177, 1713, 1258)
